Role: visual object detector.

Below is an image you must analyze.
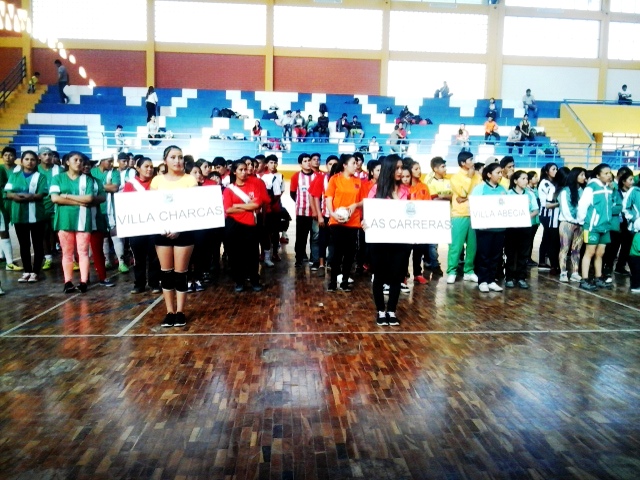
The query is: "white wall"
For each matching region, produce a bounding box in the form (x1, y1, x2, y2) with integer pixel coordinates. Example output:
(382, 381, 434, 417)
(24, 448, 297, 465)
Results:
(606, 69, 640, 102)
(388, 61, 486, 100)
(501, 65, 599, 102)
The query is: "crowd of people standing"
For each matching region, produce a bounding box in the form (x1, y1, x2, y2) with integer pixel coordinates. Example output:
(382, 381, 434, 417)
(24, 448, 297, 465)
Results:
(1, 143, 639, 327)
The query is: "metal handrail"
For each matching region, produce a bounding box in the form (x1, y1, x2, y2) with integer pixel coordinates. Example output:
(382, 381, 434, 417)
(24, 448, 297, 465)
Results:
(562, 101, 595, 143)
(0, 56, 27, 110)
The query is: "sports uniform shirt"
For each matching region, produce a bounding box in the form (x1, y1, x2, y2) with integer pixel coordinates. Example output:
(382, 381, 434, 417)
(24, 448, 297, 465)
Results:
(38, 164, 62, 216)
(223, 181, 263, 226)
(50, 173, 101, 232)
(325, 174, 364, 228)
(290, 170, 317, 217)
(425, 174, 452, 200)
(260, 172, 284, 213)
(91, 166, 121, 216)
(4, 171, 49, 224)
(308, 173, 329, 218)
(150, 174, 198, 190)
(450, 170, 482, 218)
(123, 177, 152, 193)
(409, 181, 431, 201)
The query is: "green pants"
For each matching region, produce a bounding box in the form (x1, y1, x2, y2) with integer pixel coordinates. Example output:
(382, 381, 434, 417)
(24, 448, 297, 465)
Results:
(447, 216, 477, 275)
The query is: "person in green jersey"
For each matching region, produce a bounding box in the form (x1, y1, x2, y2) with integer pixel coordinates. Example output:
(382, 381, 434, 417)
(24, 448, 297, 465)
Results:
(4, 151, 49, 283)
(37, 146, 61, 270)
(50, 152, 105, 293)
(1, 146, 23, 271)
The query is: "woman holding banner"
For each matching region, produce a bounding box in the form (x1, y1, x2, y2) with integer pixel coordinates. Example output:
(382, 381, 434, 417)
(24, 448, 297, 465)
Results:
(367, 154, 410, 326)
(470, 163, 507, 293)
(123, 156, 160, 294)
(150, 145, 197, 328)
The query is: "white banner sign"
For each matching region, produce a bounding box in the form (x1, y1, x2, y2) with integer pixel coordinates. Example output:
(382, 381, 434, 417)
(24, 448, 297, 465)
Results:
(469, 195, 531, 229)
(114, 186, 225, 237)
(363, 198, 452, 244)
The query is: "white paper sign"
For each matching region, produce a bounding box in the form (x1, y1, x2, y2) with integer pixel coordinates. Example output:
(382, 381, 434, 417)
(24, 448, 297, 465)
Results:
(469, 195, 531, 229)
(114, 186, 225, 237)
(363, 198, 452, 244)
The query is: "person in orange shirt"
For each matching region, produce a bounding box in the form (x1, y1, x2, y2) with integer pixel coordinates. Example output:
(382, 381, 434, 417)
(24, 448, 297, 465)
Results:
(408, 161, 431, 285)
(325, 154, 364, 292)
(484, 117, 500, 144)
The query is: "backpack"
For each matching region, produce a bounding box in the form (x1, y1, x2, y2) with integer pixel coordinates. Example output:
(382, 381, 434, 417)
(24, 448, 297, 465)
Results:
(381, 107, 393, 114)
(319, 103, 328, 114)
(262, 110, 278, 120)
(220, 108, 235, 118)
(210, 107, 221, 118)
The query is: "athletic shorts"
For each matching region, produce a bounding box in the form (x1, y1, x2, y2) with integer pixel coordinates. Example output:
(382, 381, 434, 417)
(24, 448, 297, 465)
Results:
(154, 231, 195, 247)
(583, 230, 610, 245)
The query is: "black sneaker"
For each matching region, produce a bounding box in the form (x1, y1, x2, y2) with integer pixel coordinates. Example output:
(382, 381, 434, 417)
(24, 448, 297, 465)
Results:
(538, 263, 551, 271)
(614, 268, 630, 276)
(339, 284, 353, 292)
(327, 283, 337, 292)
(150, 286, 162, 294)
(161, 313, 176, 327)
(78, 282, 88, 293)
(194, 281, 205, 292)
(376, 312, 388, 326)
(310, 263, 320, 272)
(251, 283, 263, 292)
(234, 284, 244, 293)
(187, 282, 196, 293)
(431, 266, 444, 276)
(579, 280, 597, 291)
(100, 279, 115, 287)
(594, 277, 612, 289)
(505, 280, 516, 288)
(386, 312, 400, 326)
(294, 261, 303, 268)
(527, 259, 538, 267)
(517, 280, 529, 289)
(130, 286, 146, 294)
(174, 312, 186, 327)
(63, 281, 76, 294)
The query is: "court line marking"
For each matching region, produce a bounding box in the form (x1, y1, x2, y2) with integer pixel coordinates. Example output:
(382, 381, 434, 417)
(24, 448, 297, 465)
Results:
(0, 294, 80, 337)
(115, 296, 164, 337)
(1, 328, 639, 339)
(539, 275, 640, 314)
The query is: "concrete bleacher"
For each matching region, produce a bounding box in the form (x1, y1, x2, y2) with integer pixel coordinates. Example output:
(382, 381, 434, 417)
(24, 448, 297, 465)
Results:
(12, 85, 562, 168)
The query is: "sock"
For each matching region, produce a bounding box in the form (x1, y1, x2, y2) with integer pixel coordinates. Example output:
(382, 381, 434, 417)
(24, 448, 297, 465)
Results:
(112, 236, 124, 261)
(45, 254, 52, 261)
(103, 238, 110, 261)
(0, 239, 14, 265)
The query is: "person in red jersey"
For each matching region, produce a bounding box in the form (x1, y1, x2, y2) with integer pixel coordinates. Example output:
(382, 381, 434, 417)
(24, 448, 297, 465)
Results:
(290, 153, 318, 268)
(223, 159, 264, 293)
(309, 155, 339, 272)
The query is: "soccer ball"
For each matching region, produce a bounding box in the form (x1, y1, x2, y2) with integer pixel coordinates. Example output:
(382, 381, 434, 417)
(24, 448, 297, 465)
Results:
(334, 207, 350, 223)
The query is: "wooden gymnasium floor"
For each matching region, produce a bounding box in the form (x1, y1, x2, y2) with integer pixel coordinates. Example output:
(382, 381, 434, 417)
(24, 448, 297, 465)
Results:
(0, 233, 638, 480)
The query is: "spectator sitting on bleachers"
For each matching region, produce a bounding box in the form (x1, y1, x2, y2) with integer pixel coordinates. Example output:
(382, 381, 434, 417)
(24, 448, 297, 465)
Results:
(522, 89, 538, 117)
(293, 110, 307, 142)
(484, 117, 500, 144)
(507, 126, 523, 155)
(389, 124, 408, 153)
(434, 81, 452, 98)
(336, 113, 350, 135)
(519, 114, 534, 142)
(281, 110, 294, 141)
(314, 113, 329, 142)
(618, 85, 632, 105)
(486, 98, 498, 119)
(252, 120, 263, 142)
(349, 115, 364, 143)
(457, 123, 470, 151)
(147, 116, 161, 147)
(306, 115, 317, 136)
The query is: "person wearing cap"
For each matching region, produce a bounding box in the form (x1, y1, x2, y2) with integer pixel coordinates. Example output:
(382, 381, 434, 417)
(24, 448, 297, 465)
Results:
(90, 151, 129, 273)
(37, 146, 61, 271)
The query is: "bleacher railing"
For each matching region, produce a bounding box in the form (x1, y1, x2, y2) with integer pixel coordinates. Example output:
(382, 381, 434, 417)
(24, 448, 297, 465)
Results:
(0, 126, 625, 170)
(0, 57, 27, 110)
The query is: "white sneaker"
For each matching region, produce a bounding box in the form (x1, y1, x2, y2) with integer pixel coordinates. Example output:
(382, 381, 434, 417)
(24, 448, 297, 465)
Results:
(337, 274, 354, 284)
(478, 282, 489, 293)
(18, 273, 30, 283)
(488, 282, 503, 292)
(446, 274, 456, 284)
(605, 276, 613, 284)
(559, 272, 569, 283)
(570, 272, 582, 282)
(463, 273, 478, 283)
(631, 287, 640, 293)
(264, 252, 275, 267)
(400, 283, 410, 294)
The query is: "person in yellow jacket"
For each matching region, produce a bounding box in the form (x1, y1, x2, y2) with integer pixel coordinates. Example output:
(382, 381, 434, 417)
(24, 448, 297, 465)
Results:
(446, 151, 482, 284)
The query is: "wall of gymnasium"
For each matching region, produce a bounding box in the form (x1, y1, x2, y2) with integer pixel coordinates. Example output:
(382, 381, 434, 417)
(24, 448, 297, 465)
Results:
(1, 0, 639, 102)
